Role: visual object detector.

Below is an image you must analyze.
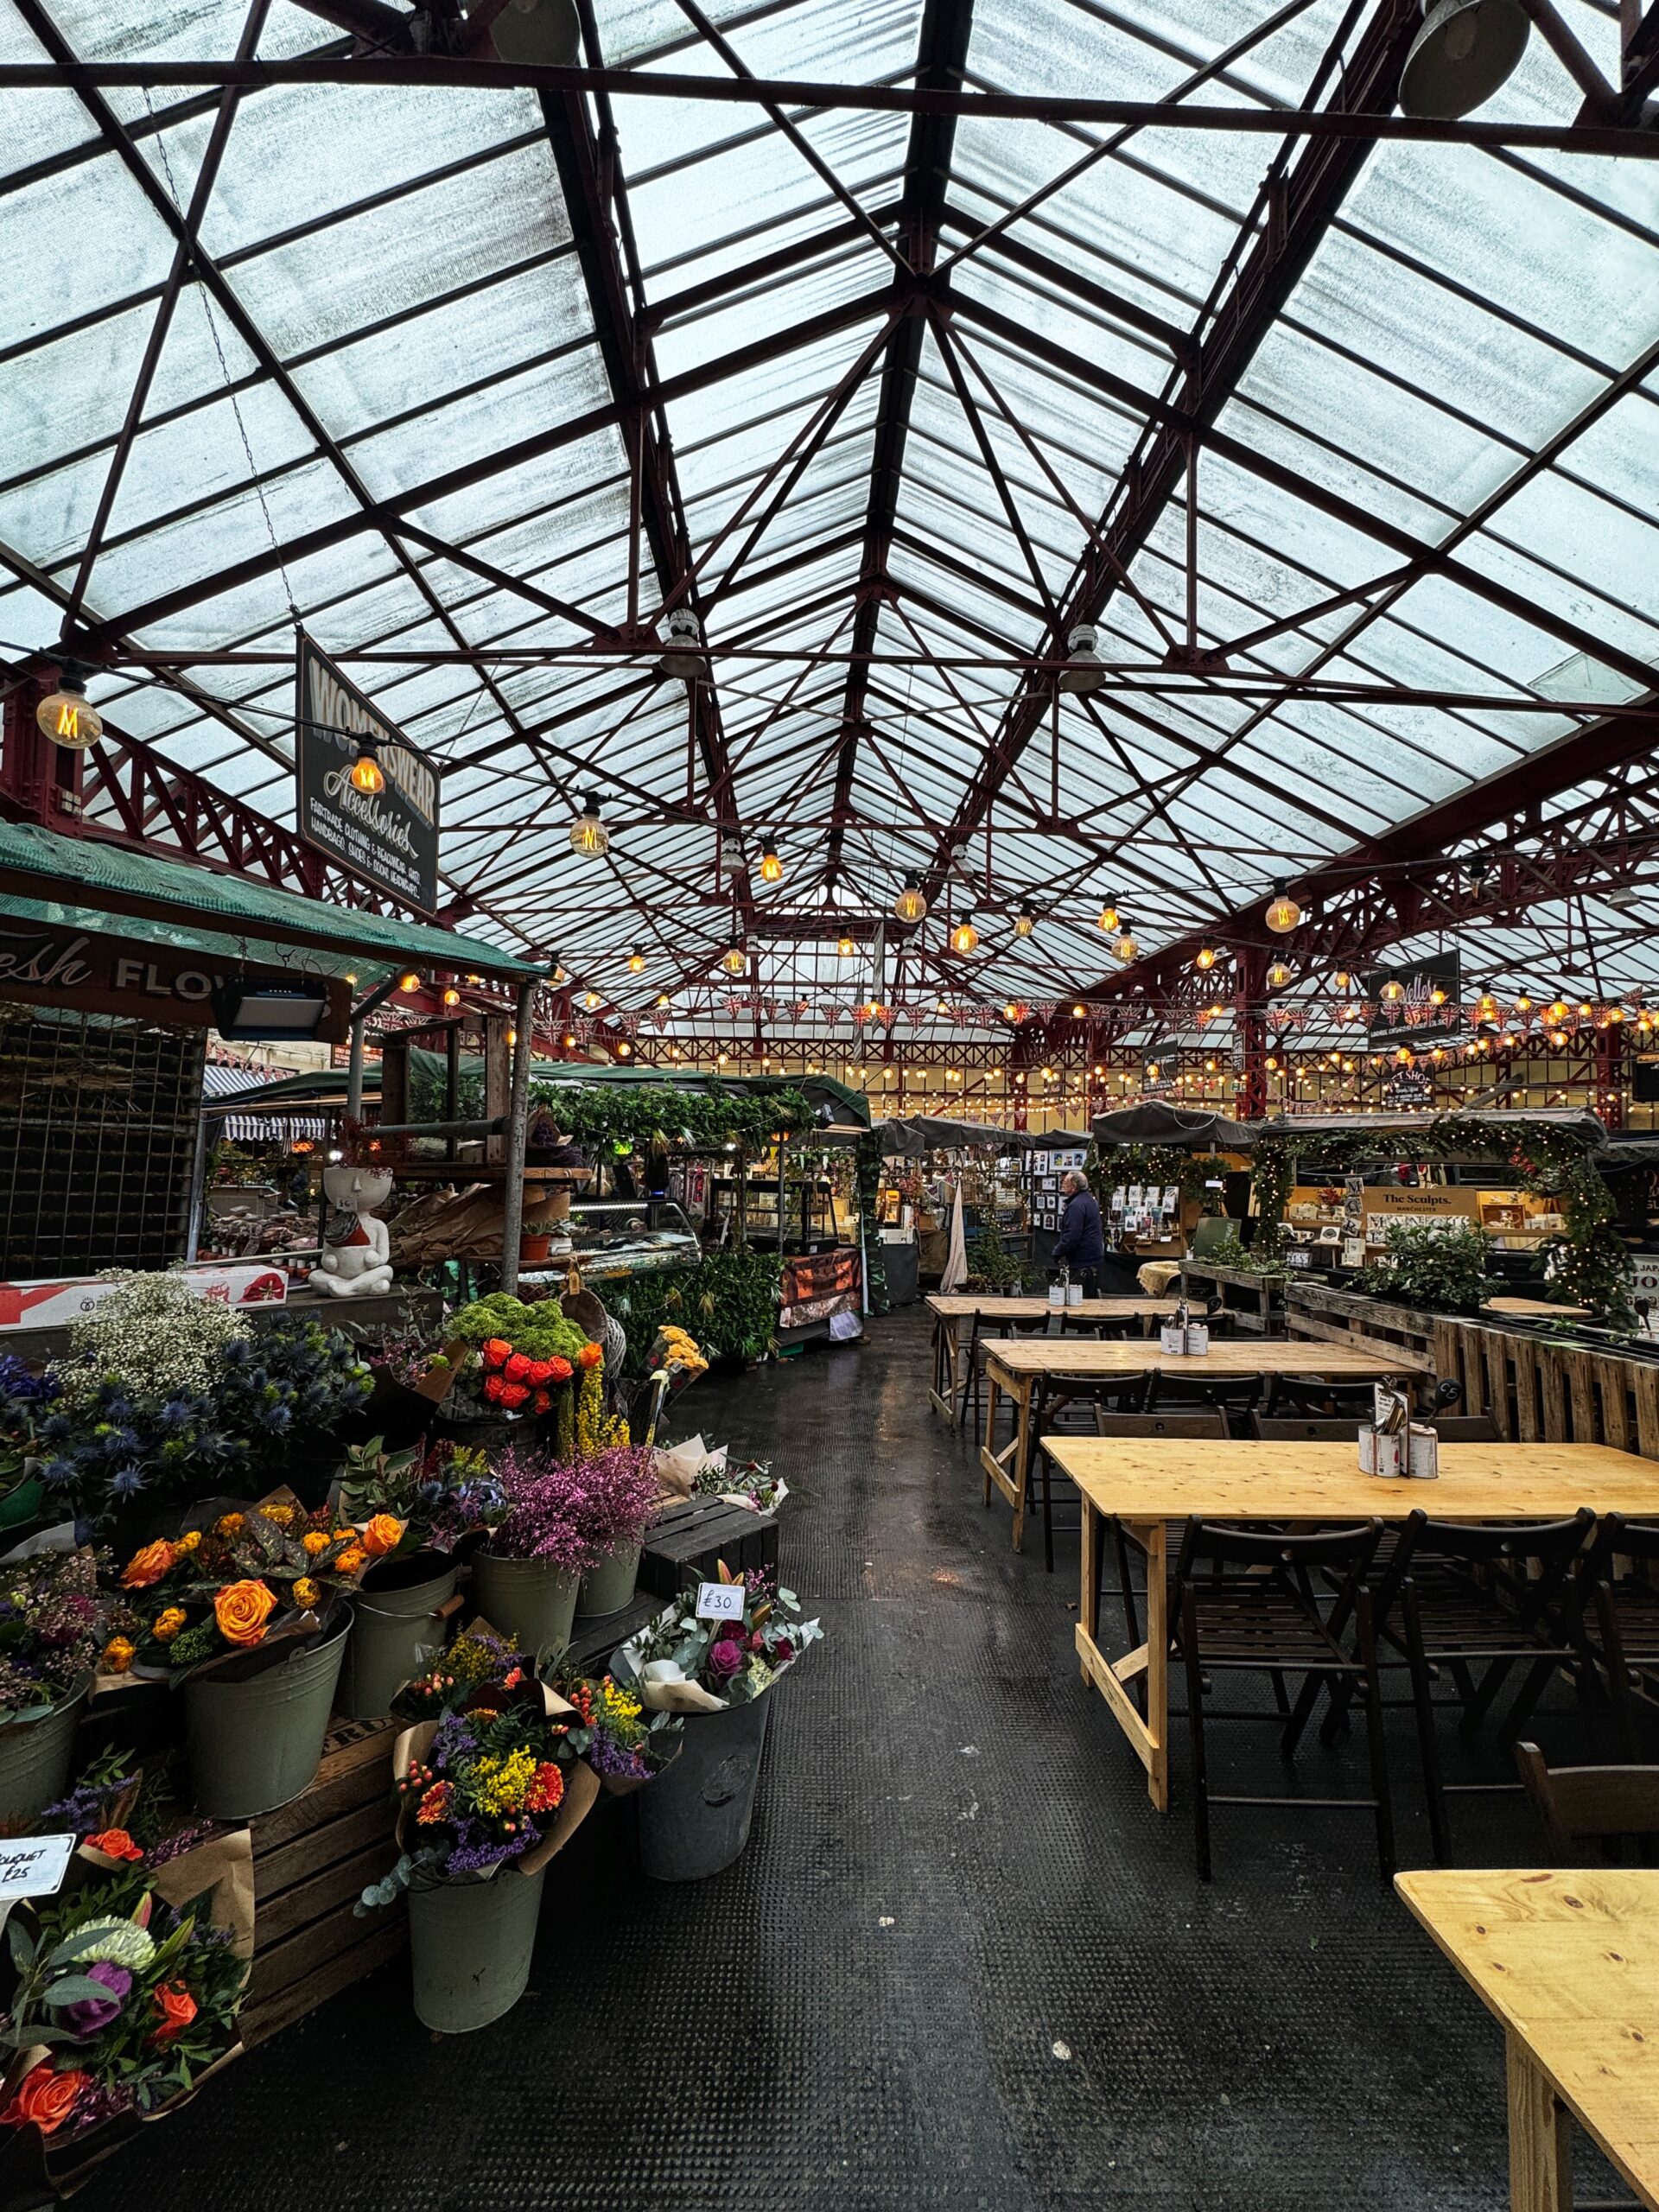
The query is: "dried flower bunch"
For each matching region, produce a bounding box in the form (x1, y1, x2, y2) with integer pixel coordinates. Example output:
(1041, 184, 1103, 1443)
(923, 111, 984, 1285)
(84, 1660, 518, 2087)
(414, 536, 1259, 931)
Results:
(0, 1878, 244, 2139)
(480, 1440, 657, 1569)
(111, 1498, 397, 1677)
(0, 1547, 125, 1719)
(54, 1274, 251, 1413)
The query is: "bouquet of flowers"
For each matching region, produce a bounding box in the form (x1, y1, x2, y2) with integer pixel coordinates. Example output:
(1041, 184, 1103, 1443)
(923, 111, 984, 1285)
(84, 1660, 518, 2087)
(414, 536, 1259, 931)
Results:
(693, 1453, 788, 1516)
(40, 1751, 218, 1880)
(648, 1326, 709, 1384)
(543, 1665, 680, 1788)
(108, 1495, 394, 1680)
(0, 1864, 248, 2138)
(614, 1567, 820, 1714)
(0, 1548, 127, 1721)
(393, 1624, 528, 1720)
(334, 1437, 505, 1560)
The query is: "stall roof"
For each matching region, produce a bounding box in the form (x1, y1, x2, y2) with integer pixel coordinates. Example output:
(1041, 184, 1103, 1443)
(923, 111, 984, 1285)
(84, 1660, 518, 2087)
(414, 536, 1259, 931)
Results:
(1094, 1103, 1253, 1149)
(1254, 1108, 1607, 1148)
(0, 822, 544, 982)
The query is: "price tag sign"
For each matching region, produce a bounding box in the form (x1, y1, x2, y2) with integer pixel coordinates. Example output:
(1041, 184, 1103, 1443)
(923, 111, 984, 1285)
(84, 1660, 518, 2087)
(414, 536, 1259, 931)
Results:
(0, 1834, 74, 1903)
(695, 1580, 745, 1621)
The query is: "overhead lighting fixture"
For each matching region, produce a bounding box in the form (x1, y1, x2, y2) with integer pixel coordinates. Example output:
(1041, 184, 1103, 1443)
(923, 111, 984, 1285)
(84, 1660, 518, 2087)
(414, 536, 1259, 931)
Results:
(759, 848, 784, 884)
(1194, 945, 1219, 973)
(1096, 899, 1120, 934)
(35, 671, 102, 751)
(949, 913, 980, 957)
(1071, 1003, 1087, 1019)
(1058, 622, 1104, 695)
(1381, 977, 1406, 1002)
(626, 947, 646, 974)
(486, 0, 579, 66)
(1113, 927, 1138, 965)
(657, 608, 707, 679)
(836, 933, 857, 958)
(1399, 0, 1529, 121)
(1265, 881, 1302, 934)
(721, 944, 747, 977)
(569, 794, 608, 857)
(397, 970, 420, 993)
(656, 993, 671, 1009)
(1267, 958, 1294, 990)
(893, 873, 928, 925)
(442, 987, 461, 1007)
(584, 989, 601, 1010)
(1014, 907, 1034, 938)
(347, 734, 385, 795)
(208, 976, 331, 1042)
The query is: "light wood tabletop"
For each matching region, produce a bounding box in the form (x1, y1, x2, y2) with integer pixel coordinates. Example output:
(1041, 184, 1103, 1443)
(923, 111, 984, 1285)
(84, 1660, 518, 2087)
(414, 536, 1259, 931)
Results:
(1398, 1866, 1659, 2210)
(924, 1294, 1179, 1427)
(1046, 1440, 1659, 1816)
(976, 1337, 1429, 1558)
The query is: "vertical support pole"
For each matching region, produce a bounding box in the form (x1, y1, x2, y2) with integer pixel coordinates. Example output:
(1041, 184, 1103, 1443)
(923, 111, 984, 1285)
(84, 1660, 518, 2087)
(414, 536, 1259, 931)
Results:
(778, 1136, 786, 1255)
(1235, 947, 1268, 1124)
(499, 974, 536, 1295)
(184, 1106, 211, 1263)
(378, 1034, 409, 1130)
(346, 1014, 366, 1122)
(483, 1010, 510, 1164)
(444, 1023, 461, 1163)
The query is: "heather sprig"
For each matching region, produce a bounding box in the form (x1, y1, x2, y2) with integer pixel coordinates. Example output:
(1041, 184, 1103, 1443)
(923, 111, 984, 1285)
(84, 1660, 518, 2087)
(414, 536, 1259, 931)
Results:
(0, 1547, 123, 1718)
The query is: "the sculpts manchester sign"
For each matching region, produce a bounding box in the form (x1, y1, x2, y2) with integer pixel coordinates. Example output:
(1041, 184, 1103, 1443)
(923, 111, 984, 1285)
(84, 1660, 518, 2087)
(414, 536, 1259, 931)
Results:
(295, 634, 440, 913)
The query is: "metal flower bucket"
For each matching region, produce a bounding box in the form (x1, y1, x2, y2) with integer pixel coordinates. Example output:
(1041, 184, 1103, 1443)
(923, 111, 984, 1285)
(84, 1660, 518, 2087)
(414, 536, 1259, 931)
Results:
(468, 1552, 580, 1656)
(0, 1681, 87, 1837)
(408, 1862, 547, 2033)
(337, 1559, 460, 1720)
(637, 1691, 771, 1882)
(183, 1612, 350, 1820)
(575, 1542, 641, 1620)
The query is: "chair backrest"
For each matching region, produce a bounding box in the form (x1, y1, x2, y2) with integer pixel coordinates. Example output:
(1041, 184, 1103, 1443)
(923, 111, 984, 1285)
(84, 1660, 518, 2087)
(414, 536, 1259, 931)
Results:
(1264, 1376, 1378, 1421)
(1250, 1415, 1358, 1442)
(1397, 1507, 1594, 1573)
(1173, 1516, 1382, 1592)
(1149, 1371, 1263, 1417)
(1095, 1410, 1228, 1440)
(1516, 1741, 1659, 1858)
(1432, 1414, 1500, 1442)
(1583, 1513, 1659, 1580)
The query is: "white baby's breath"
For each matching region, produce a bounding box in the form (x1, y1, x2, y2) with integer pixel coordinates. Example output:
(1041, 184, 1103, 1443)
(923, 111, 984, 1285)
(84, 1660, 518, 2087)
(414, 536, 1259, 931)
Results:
(53, 1269, 250, 1408)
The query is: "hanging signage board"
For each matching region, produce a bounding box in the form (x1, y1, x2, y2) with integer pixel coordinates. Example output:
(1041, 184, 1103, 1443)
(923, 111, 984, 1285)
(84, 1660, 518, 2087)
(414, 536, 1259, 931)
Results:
(0, 918, 350, 1041)
(295, 634, 440, 913)
(1364, 949, 1461, 1048)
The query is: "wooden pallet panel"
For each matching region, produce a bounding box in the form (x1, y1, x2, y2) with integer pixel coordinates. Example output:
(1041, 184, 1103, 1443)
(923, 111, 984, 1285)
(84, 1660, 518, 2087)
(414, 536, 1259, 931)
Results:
(241, 1919, 406, 2049)
(1565, 1350, 1599, 1444)
(1538, 1347, 1568, 1440)
(639, 1501, 779, 1598)
(1511, 1333, 1541, 1442)
(1483, 1330, 1513, 1440)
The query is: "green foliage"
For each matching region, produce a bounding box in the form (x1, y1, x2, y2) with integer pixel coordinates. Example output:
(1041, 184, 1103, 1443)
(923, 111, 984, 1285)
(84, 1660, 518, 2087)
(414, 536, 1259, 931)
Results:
(610, 1251, 785, 1370)
(1359, 1220, 1497, 1316)
(966, 1211, 1031, 1292)
(448, 1295, 591, 1363)
(1091, 1146, 1228, 1208)
(855, 1131, 890, 1316)
(528, 1080, 815, 1155)
(1191, 1228, 1286, 1278)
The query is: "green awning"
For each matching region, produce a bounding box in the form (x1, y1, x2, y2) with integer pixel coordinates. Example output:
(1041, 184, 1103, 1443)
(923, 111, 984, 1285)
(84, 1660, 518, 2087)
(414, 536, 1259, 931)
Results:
(0, 821, 542, 983)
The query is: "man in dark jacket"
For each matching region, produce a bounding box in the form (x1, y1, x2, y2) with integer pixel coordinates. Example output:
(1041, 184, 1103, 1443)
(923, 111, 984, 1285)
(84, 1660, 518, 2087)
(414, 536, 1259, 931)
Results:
(1052, 1171, 1105, 1297)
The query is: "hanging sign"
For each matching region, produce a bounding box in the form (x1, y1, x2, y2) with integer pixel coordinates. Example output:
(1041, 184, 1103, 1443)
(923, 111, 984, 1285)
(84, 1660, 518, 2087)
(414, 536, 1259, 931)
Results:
(0, 919, 350, 1041)
(295, 634, 440, 913)
(1364, 950, 1461, 1047)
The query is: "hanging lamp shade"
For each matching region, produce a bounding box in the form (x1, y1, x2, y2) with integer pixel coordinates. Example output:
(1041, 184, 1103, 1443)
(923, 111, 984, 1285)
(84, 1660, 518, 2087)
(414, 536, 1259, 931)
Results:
(1267, 958, 1293, 990)
(1058, 622, 1105, 694)
(657, 607, 707, 678)
(1399, 0, 1529, 118)
(721, 944, 747, 977)
(1194, 944, 1218, 973)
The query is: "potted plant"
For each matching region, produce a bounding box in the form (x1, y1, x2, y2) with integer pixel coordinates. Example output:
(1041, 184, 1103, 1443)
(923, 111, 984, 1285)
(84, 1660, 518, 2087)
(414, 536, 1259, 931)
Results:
(1359, 1220, 1497, 1316)
(568, 1444, 660, 1618)
(329, 1439, 504, 1719)
(464, 1447, 592, 1658)
(360, 1676, 581, 2033)
(108, 1496, 389, 1818)
(0, 1548, 124, 1836)
(442, 1295, 598, 1455)
(0, 1357, 55, 1536)
(613, 1567, 821, 1881)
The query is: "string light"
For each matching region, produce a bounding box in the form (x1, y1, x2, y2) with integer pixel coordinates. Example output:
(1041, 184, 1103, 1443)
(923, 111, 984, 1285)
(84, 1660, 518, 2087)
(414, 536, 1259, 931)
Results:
(1194, 945, 1218, 973)
(1014, 907, 1034, 938)
(1096, 900, 1120, 933)
(569, 794, 608, 856)
(1265, 881, 1302, 934)
(949, 913, 980, 957)
(397, 970, 420, 992)
(893, 873, 927, 924)
(760, 849, 784, 884)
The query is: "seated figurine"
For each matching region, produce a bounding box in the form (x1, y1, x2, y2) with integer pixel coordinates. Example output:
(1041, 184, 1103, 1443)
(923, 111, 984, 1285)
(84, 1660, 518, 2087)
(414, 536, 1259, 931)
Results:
(311, 1162, 395, 1299)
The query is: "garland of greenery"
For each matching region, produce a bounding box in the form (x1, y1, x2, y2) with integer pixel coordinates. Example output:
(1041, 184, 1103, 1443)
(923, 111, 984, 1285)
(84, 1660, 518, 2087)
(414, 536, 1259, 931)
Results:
(1088, 1146, 1233, 1209)
(530, 1081, 814, 1155)
(1249, 1116, 1633, 1325)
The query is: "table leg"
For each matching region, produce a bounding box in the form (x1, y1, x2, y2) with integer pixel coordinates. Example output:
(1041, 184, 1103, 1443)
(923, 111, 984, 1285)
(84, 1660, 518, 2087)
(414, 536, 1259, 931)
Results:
(982, 1368, 1000, 1505)
(1073, 1512, 1168, 1811)
(1506, 2031, 1573, 2212)
(1079, 1496, 1098, 1682)
(929, 1315, 957, 1421)
(1010, 1377, 1031, 1552)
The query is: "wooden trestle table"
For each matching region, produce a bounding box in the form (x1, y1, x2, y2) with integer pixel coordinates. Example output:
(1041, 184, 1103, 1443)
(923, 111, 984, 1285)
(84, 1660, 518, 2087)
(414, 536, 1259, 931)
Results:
(1399, 1866, 1659, 2211)
(1045, 1437, 1659, 1814)
(982, 1337, 1430, 1554)
(924, 1293, 1179, 1426)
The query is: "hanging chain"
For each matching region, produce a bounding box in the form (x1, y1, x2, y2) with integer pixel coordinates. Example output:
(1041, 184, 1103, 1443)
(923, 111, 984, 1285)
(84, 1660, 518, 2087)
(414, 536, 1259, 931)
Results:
(140, 88, 301, 626)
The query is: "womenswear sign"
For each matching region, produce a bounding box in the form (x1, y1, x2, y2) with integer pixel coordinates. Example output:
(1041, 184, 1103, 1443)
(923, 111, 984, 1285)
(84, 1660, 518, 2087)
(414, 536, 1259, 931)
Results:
(295, 633, 440, 913)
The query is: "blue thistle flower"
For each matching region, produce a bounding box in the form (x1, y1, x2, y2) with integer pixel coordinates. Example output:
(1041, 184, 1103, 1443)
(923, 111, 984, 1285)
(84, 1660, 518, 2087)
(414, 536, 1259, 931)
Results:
(110, 1465, 146, 1497)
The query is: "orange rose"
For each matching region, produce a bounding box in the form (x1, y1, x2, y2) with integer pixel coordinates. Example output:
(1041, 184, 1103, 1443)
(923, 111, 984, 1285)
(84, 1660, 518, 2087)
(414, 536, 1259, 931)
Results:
(121, 1540, 175, 1590)
(334, 1547, 365, 1577)
(360, 1514, 404, 1560)
(86, 1828, 143, 1863)
(149, 1982, 196, 2044)
(1, 2063, 88, 2136)
(578, 1341, 604, 1370)
(213, 1580, 276, 1648)
(302, 1530, 329, 1557)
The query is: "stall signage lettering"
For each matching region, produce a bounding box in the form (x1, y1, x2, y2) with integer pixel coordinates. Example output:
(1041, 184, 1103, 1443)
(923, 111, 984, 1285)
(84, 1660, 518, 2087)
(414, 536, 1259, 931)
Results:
(0, 922, 348, 1036)
(295, 634, 440, 912)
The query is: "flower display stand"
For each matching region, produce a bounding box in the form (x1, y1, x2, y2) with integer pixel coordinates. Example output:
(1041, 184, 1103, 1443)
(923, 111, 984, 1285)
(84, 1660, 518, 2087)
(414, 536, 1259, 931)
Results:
(638, 1500, 779, 1601)
(238, 1716, 405, 2049)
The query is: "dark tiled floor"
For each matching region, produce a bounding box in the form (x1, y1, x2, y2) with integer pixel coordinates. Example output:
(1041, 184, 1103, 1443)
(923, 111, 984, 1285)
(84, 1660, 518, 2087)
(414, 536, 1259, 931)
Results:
(99, 1306, 1613, 2209)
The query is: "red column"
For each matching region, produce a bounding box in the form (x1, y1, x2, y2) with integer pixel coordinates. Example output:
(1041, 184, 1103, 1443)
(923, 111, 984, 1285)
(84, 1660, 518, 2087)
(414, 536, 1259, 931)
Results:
(1595, 1025, 1626, 1129)
(1, 679, 85, 834)
(1233, 947, 1268, 1122)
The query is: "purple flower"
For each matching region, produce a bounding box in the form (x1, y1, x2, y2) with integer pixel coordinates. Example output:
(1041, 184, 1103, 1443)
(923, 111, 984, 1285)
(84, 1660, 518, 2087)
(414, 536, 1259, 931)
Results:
(60, 1961, 130, 2038)
(706, 1637, 745, 1685)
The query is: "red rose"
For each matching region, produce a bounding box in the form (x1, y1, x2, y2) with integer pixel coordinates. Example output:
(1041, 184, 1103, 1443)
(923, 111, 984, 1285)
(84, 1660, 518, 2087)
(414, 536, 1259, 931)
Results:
(482, 1376, 506, 1404)
(480, 1338, 512, 1370)
(1, 2063, 88, 2135)
(546, 1356, 573, 1383)
(532, 1390, 550, 1414)
(149, 1981, 197, 2044)
(526, 1361, 553, 1386)
(499, 1382, 530, 1409)
(504, 1353, 532, 1383)
(86, 1827, 143, 1863)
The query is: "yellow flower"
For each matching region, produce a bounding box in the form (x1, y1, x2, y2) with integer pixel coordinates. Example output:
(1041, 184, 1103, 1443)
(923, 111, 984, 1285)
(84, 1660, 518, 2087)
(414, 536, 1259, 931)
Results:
(291, 1578, 320, 1608)
(102, 1637, 135, 1675)
(175, 1530, 200, 1554)
(302, 1531, 330, 1557)
(262, 1503, 295, 1528)
(335, 1548, 365, 1577)
(214, 1513, 245, 1539)
(332, 1529, 356, 1546)
(473, 1748, 537, 1816)
(151, 1607, 186, 1644)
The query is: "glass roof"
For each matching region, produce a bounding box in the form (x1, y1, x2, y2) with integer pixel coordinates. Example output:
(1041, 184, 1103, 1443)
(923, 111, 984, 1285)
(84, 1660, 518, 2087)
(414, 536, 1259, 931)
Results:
(0, 0, 1654, 1046)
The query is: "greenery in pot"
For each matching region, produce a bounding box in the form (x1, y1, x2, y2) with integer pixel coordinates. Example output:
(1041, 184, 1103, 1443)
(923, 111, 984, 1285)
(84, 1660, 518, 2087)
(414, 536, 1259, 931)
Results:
(966, 1211, 1029, 1292)
(610, 1251, 784, 1372)
(1358, 1220, 1497, 1316)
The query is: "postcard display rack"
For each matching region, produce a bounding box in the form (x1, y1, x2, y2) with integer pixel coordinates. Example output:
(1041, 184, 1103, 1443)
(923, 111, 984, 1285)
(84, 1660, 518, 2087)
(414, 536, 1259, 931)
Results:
(1026, 1146, 1088, 1236)
(1105, 1180, 1182, 1249)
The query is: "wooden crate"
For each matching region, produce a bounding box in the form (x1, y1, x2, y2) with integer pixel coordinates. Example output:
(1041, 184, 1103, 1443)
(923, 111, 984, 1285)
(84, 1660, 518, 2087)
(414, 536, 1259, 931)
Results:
(639, 1499, 779, 1599)
(238, 1717, 405, 2048)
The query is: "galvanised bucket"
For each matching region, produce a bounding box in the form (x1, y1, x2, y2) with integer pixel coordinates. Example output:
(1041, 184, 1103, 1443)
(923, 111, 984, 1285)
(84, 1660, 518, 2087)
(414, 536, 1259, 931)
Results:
(408, 1862, 546, 2032)
(183, 1612, 350, 1819)
(575, 1542, 641, 1619)
(0, 1682, 86, 1837)
(468, 1553, 579, 1659)
(637, 1690, 771, 1883)
(337, 1560, 459, 1720)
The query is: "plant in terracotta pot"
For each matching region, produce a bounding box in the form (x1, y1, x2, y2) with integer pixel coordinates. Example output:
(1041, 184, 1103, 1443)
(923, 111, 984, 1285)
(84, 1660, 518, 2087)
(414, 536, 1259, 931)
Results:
(0, 1548, 130, 1837)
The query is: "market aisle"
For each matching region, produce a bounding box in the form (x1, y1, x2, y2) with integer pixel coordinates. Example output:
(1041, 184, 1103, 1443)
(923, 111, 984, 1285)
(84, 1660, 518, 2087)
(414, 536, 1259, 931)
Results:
(100, 1309, 1535, 2210)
